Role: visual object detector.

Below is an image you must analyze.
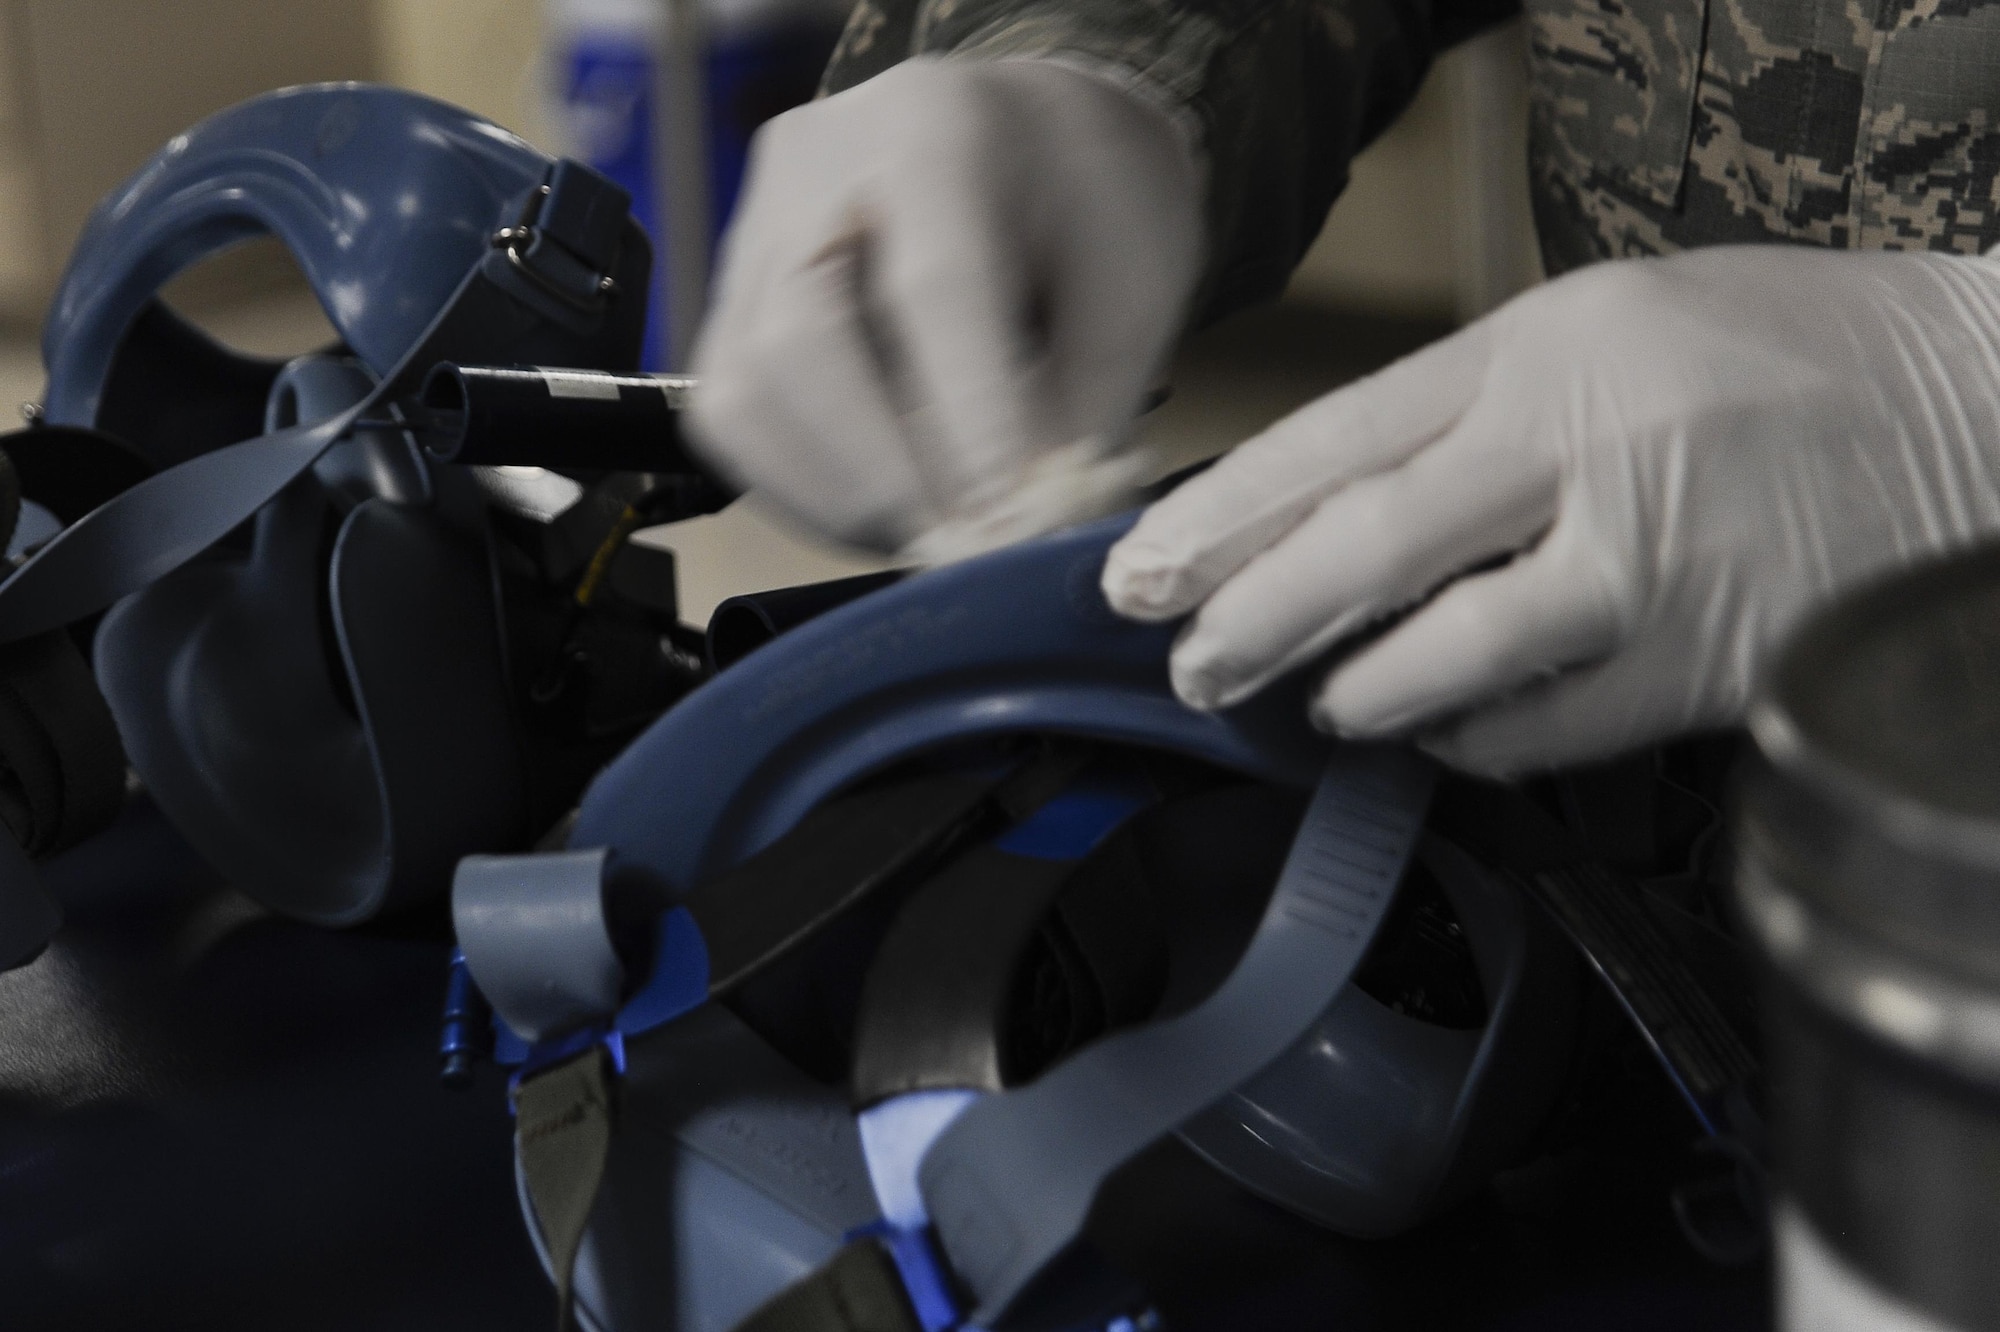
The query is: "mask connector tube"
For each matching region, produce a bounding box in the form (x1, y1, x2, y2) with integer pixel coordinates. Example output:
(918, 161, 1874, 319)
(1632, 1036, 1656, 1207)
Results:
(415, 363, 705, 474)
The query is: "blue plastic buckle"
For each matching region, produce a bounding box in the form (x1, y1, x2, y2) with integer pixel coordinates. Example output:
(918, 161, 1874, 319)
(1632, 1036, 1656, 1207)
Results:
(439, 948, 495, 1088)
(506, 1025, 627, 1110)
(846, 1220, 964, 1332)
(844, 1219, 1161, 1332)
(1103, 1312, 1162, 1332)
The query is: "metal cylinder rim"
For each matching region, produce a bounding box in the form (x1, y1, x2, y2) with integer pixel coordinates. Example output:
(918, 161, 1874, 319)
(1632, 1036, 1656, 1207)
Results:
(1737, 845, 2000, 1086)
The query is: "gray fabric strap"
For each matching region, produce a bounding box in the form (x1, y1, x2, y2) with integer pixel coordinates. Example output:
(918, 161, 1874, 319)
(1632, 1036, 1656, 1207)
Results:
(516, 1047, 619, 1332)
(0, 405, 364, 643)
(0, 253, 615, 645)
(918, 744, 1434, 1328)
(454, 848, 626, 1043)
(730, 1239, 923, 1332)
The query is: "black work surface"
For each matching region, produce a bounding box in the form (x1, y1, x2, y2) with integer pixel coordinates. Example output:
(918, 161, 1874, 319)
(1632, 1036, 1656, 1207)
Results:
(0, 796, 1768, 1331)
(0, 797, 549, 1331)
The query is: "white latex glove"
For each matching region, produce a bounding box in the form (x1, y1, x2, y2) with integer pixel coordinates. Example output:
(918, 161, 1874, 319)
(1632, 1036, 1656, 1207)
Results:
(1102, 246, 2000, 776)
(687, 56, 1204, 561)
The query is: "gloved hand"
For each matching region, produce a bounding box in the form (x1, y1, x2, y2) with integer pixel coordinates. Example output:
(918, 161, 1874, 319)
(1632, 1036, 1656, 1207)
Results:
(1102, 246, 2000, 776)
(688, 56, 1204, 561)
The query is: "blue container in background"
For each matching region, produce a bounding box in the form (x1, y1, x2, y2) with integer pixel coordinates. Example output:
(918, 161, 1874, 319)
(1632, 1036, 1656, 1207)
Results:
(550, 0, 845, 371)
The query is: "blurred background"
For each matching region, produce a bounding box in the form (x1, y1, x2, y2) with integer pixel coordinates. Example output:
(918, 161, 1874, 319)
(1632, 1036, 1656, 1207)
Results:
(0, 0, 1541, 616)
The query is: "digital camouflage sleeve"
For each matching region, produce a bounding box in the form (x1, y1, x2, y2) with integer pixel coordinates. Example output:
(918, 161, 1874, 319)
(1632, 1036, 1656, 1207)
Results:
(820, 0, 1517, 322)
(821, 0, 2000, 315)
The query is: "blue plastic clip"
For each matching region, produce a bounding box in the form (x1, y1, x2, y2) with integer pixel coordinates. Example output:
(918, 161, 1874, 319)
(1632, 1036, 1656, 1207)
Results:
(439, 948, 494, 1089)
(846, 1220, 964, 1332)
(1104, 1311, 1163, 1332)
(842, 1219, 1160, 1332)
(506, 1026, 628, 1111)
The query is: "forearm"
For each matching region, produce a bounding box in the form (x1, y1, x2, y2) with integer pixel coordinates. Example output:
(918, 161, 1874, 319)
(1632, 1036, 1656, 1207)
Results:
(822, 0, 1519, 323)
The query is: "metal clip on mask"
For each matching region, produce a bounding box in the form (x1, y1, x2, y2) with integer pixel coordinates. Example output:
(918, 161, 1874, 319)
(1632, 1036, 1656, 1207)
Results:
(0, 83, 728, 926)
(449, 514, 1588, 1332)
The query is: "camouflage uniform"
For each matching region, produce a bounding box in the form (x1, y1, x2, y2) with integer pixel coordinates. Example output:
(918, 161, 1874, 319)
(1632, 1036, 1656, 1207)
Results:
(820, 0, 2000, 320)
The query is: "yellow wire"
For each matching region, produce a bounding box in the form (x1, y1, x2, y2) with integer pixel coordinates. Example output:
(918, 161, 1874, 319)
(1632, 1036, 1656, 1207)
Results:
(574, 503, 644, 608)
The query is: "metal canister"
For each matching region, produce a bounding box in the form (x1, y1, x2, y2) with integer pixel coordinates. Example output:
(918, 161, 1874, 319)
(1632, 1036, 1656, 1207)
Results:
(1738, 544, 2000, 1332)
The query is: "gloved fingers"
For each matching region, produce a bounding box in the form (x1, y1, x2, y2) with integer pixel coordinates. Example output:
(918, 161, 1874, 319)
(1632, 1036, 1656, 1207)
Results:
(1411, 658, 1670, 780)
(699, 105, 834, 357)
(1038, 89, 1203, 451)
(1309, 533, 1623, 739)
(871, 155, 1053, 513)
(902, 436, 1155, 566)
(689, 60, 1212, 553)
(689, 244, 937, 549)
(1042, 239, 1194, 462)
(1102, 320, 1496, 622)
(700, 128, 788, 343)
(1164, 416, 1556, 711)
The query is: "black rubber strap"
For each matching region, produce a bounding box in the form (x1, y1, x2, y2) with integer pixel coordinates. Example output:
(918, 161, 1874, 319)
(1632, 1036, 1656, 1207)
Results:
(0, 626, 127, 970)
(457, 747, 1096, 1059)
(850, 845, 1080, 1105)
(690, 743, 1092, 1001)
(693, 773, 1017, 999)
(2, 424, 156, 526)
(0, 630, 128, 856)
(0, 447, 18, 551)
(1522, 862, 1758, 1134)
(918, 745, 1434, 1328)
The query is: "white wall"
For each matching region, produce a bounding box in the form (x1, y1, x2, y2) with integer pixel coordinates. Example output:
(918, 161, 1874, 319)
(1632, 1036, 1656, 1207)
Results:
(0, 0, 379, 324)
(1287, 21, 1541, 323)
(371, 0, 555, 150)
